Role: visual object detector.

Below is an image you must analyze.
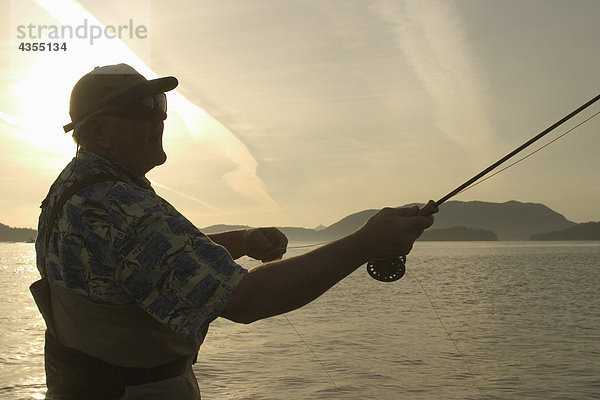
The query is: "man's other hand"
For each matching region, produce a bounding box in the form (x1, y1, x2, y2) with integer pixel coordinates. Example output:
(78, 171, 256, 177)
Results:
(243, 228, 288, 262)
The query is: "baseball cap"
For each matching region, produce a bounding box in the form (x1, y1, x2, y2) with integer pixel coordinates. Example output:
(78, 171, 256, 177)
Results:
(63, 63, 178, 132)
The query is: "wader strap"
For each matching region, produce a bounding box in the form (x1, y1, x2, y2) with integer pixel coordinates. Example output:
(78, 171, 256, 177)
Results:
(43, 173, 121, 250)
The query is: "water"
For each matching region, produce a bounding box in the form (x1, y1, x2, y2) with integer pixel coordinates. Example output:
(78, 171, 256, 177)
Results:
(1, 241, 599, 399)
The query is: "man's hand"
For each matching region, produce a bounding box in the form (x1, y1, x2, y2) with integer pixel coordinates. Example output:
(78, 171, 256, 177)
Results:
(355, 203, 435, 261)
(243, 228, 288, 262)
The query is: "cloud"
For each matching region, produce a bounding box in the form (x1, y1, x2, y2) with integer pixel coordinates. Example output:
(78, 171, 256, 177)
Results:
(21, 0, 284, 223)
(169, 93, 282, 210)
(373, 0, 493, 151)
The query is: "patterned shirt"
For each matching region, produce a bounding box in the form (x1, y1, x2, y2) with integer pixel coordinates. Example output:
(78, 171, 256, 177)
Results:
(35, 149, 247, 341)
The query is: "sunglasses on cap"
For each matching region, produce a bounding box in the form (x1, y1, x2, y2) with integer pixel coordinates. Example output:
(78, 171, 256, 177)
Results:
(81, 93, 167, 122)
(93, 92, 167, 122)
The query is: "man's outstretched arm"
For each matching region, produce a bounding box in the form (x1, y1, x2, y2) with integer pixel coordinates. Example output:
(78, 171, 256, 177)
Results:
(209, 227, 288, 261)
(220, 206, 433, 324)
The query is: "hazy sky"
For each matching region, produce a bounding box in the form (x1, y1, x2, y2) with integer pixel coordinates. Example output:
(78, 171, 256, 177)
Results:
(2, 0, 599, 230)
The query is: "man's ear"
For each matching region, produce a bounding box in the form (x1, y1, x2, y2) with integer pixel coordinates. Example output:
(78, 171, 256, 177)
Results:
(84, 117, 112, 150)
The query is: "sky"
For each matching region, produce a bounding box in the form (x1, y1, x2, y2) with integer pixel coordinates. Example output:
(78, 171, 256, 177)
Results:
(1, 0, 599, 230)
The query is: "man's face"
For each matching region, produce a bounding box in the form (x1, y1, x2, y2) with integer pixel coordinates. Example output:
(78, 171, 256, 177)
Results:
(105, 114, 167, 176)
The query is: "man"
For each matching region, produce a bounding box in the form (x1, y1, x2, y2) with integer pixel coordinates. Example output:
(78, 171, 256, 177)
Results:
(33, 63, 435, 399)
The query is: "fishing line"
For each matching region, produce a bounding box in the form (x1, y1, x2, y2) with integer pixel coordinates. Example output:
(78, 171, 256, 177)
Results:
(283, 313, 345, 400)
(455, 110, 600, 196)
(407, 270, 483, 396)
(280, 267, 484, 397)
(287, 241, 329, 250)
(432, 92, 600, 208)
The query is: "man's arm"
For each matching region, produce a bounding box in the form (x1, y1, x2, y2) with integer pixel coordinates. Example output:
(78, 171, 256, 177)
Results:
(220, 206, 434, 324)
(208, 230, 247, 260)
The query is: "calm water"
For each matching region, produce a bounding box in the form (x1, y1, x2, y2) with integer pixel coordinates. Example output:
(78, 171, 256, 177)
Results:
(0, 241, 599, 399)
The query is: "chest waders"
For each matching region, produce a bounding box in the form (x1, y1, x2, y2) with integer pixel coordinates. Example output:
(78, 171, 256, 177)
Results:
(30, 173, 195, 399)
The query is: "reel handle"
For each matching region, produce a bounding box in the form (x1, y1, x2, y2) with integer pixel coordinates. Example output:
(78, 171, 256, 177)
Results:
(366, 200, 439, 282)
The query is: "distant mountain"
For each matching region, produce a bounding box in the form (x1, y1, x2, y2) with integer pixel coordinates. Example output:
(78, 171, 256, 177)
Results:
(278, 227, 326, 242)
(0, 223, 36, 242)
(530, 222, 600, 240)
(202, 200, 577, 242)
(429, 200, 575, 240)
(420, 226, 498, 241)
(319, 209, 377, 239)
(307, 200, 575, 241)
(201, 224, 250, 233)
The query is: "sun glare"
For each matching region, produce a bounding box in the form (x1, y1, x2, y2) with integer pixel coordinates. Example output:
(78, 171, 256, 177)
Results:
(5, 0, 285, 226)
(6, 0, 153, 158)
(10, 61, 74, 154)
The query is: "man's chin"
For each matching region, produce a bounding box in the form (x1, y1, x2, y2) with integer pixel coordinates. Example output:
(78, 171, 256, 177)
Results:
(156, 150, 167, 166)
(145, 151, 167, 174)
(157, 152, 167, 166)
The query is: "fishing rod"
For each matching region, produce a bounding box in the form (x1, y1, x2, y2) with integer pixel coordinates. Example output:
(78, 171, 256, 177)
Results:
(367, 92, 600, 282)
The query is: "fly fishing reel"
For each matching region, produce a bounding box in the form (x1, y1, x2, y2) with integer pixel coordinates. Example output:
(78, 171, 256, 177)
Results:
(366, 200, 438, 283)
(366, 255, 406, 282)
